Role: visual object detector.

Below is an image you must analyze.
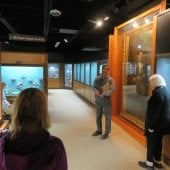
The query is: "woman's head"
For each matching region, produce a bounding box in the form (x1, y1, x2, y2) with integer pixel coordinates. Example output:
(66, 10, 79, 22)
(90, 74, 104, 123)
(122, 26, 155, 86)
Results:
(149, 74, 166, 91)
(11, 88, 50, 133)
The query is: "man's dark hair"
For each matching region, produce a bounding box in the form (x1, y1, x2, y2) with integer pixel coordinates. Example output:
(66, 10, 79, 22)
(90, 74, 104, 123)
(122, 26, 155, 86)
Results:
(102, 64, 109, 70)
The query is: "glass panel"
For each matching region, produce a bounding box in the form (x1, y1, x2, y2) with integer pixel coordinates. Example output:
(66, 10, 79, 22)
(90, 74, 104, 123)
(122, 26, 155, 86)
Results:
(48, 63, 59, 78)
(0, 59, 2, 121)
(74, 64, 77, 80)
(156, 57, 170, 93)
(80, 63, 84, 82)
(85, 63, 90, 85)
(77, 64, 80, 81)
(122, 26, 153, 129)
(1, 66, 44, 96)
(64, 64, 72, 88)
(91, 62, 97, 86)
(117, 9, 161, 129)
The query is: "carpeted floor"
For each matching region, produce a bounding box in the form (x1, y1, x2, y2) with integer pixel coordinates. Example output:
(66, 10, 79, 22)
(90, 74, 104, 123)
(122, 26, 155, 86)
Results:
(48, 89, 169, 170)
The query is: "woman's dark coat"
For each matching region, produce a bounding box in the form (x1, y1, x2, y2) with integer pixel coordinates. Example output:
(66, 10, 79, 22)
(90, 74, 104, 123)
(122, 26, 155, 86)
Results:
(145, 86, 170, 135)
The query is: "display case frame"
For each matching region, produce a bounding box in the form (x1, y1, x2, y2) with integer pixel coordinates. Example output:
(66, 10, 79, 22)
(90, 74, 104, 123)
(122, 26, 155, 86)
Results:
(1, 64, 45, 97)
(0, 51, 48, 126)
(109, 1, 166, 144)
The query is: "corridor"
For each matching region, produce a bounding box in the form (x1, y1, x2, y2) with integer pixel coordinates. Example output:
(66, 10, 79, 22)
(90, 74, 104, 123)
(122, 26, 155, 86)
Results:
(47, 89, 168, 170)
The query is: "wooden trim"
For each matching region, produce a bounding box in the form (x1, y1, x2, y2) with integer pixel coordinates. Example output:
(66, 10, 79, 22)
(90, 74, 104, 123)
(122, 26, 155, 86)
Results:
(109, 0, 166, 144)
(112, 116, 146, 146)
(116, 1, 166, 29)
(160, 0, 167, 11)
(150, 15, 157, 76)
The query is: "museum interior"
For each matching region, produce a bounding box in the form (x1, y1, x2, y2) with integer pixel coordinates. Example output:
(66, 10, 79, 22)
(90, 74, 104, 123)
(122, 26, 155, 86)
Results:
(1, 0, 170, 167)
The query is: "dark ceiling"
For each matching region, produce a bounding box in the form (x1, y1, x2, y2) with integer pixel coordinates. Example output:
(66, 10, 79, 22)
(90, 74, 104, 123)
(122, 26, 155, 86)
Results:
(0, 0, 169, 54)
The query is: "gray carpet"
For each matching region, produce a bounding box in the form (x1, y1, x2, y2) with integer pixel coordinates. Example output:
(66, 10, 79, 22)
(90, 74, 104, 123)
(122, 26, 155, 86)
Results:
(48, 89, 169, 170)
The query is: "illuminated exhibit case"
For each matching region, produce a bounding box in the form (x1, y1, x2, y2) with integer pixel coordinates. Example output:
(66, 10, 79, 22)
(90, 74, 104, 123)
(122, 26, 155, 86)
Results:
(1, 65, 44, 97)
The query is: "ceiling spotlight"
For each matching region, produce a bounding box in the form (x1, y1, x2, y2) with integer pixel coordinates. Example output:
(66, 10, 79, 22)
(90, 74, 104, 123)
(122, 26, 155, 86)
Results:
(87, 19, 103, 27)
(64, 38, 68, 43)
(96, 20, 103, 27)
(50, 9, 61, 17)
(104, 16, 109, 21)
(4, 41, 10, 44)
(54, 42, 60, 48)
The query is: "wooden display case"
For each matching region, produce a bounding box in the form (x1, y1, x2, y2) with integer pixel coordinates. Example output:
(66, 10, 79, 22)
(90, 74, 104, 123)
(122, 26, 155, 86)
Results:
(109, 0, 166, 144)
(0, 51, 48, 127)
(1, 52, 48, 95)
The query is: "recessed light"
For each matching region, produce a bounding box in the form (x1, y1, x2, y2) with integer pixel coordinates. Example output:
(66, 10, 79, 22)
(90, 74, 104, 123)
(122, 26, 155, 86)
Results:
(54, 42, 60, 47)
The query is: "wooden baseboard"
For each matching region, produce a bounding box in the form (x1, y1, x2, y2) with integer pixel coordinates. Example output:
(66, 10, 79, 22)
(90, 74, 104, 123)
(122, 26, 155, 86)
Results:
(112, 116, 146, 146)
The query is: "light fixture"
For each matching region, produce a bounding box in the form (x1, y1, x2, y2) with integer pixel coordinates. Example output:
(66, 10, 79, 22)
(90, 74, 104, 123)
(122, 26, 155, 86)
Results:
(144, 18, 150, 24)
(138, 45, 142, 49)
(4, 41, 10, 44)
(87, 19, 103, 27)
(64, 38, 68, 43)
(132, 22, 139, 28)
(50, 9, 61, 17)
(54, 42, 60, 47)
(96, 20, 103, 27)
(104, 16, 109, 21)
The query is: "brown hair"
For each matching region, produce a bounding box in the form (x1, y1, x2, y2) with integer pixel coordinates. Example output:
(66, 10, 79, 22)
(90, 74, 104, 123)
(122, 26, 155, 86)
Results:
(11, 88, 50, 135)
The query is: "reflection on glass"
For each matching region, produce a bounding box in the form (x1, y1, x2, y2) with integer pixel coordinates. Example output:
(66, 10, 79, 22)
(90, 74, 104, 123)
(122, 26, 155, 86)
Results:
(64, 64, 72, 88)
(122, 25, 153, 129)
(77, 64, 80, 81)
(91, 62, 97, 86)
(74, 64, 76, 80)
(48, 64, 59, 78)
(80, 64, 84, 82)
(85, 63, 90, 85)
(126, 62, 136, 75)
(1, 66, 44, 96)
(99, 65, 103, 74)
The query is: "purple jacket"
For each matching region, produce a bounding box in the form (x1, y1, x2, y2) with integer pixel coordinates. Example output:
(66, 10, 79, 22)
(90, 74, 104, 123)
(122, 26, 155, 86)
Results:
(0, 129, 68, 170)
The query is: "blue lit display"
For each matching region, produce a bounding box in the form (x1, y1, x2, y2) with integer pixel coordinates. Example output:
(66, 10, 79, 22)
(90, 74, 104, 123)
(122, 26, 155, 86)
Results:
(1, 65, 44, 96)
(156, 57, 170, 93)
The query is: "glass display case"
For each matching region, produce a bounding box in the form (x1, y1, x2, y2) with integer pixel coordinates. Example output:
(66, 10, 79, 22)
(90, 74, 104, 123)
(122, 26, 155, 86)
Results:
(90, 62, 97, 86)
(48, 63, 59, 78)
(1, 65, 44, 96)
(80, 63, 84, 82)
(77, 64, 80, 81)
(85, 63, 90, 85)
(156, 56, 170, 93)
(74, 64, 76, 80)
(108, 4, 164, 131)
(64, 64, 72, 88)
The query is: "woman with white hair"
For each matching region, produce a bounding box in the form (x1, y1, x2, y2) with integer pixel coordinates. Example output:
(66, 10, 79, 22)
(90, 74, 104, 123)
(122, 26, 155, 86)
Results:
(139, 74, 170, 169)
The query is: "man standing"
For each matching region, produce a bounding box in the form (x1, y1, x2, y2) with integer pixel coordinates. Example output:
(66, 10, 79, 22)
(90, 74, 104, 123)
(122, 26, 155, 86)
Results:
(92, 64, 115, 139)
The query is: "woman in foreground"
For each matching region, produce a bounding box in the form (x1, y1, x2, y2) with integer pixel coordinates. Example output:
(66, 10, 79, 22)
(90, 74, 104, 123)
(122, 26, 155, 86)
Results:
(0, 88, 68, 170)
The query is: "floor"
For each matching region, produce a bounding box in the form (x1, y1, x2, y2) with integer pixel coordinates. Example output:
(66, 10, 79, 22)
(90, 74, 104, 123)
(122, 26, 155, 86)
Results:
(48, 89, 169, 170)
